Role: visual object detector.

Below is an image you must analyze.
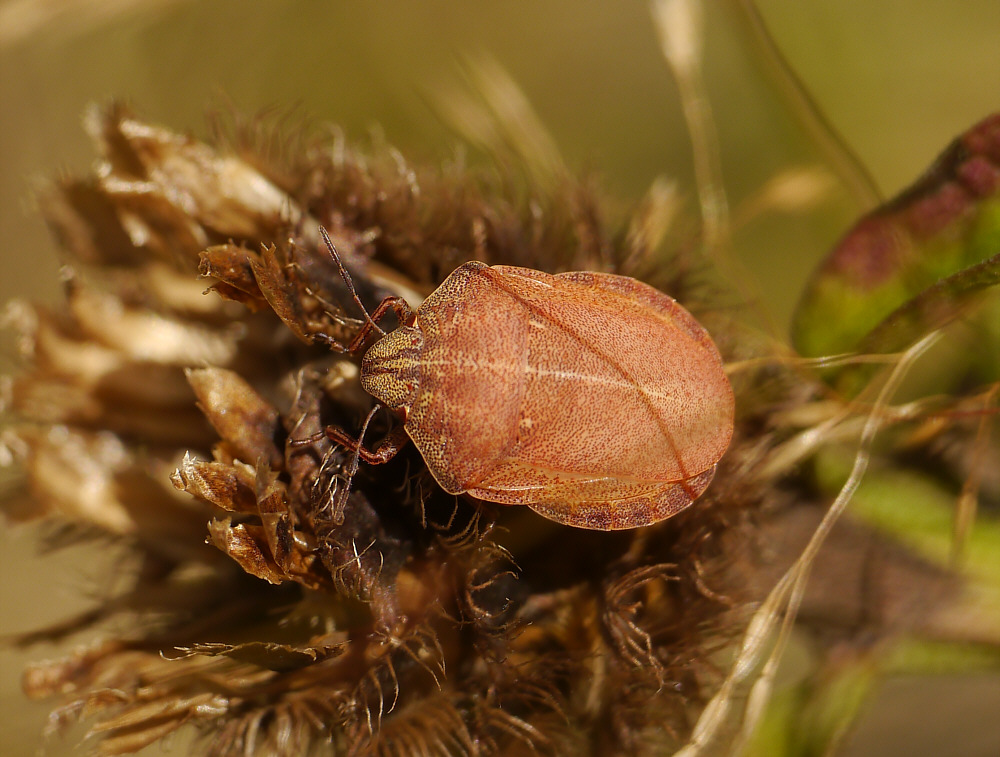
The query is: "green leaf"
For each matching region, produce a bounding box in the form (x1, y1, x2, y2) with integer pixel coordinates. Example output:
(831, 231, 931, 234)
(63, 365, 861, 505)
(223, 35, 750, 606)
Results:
(856, 252, 1000, 355)
(744, 656, 880, 757)
(814, 448, 1000, 588)
(793, 113, 1000, 358)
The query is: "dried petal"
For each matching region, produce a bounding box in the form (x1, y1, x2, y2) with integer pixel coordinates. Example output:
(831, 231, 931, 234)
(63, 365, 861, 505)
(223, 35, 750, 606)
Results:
(171, 454, 258, 513)
(186, 368, 282, 469)
(207, 519, 287, 585)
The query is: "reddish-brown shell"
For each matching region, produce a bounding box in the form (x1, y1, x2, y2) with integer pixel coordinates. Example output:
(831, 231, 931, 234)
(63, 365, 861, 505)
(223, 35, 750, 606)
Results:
(361, 262, 734, 530)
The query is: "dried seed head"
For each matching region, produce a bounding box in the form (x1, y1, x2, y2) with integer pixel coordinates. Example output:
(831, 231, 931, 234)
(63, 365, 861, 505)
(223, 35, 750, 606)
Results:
(1, 104, 763, 755)
(7, 101, 980, 757)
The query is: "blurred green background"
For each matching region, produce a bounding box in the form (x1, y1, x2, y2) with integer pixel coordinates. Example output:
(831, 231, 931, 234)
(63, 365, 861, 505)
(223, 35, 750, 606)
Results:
(1, 1, 998, 754)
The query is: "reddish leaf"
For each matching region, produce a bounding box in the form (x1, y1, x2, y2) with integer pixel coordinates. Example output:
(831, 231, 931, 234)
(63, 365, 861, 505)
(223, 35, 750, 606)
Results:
(794, 113, 1000, 357)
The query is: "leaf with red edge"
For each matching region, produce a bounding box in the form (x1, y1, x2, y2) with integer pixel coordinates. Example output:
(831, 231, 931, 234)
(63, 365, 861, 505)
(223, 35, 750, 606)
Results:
(793, 113, 1000, 357)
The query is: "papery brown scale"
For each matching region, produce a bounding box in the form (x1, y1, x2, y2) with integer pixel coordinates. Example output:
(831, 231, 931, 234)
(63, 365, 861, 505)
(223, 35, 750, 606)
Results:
(258, 513, 325, 588)
(22, 642, 125, 700)
(171, 641, 346, 672)
(104, 181, 211, 260)
(186, 368, 283, 470)
(86, 104, 305, 245)
(93, 712, 194, 756)
(67, 283, 240, 366)
(171, 456, 259, 514)
(198, 244, 270, 311)
(249, 245, 337, 346)
(17, 429, 134, 533)
(208, 519, 288, 585)
(130, 262, 232, 318)
(40, 180, 142, 267)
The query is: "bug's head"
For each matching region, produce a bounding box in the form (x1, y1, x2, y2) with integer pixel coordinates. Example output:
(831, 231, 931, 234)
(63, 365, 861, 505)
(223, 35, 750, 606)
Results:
(360, 325, 424, 412)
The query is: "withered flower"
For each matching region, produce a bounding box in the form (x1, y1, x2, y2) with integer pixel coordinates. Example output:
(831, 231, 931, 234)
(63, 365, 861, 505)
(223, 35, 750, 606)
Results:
(2, 102, 750, 755)
(3, 96, 997, 755)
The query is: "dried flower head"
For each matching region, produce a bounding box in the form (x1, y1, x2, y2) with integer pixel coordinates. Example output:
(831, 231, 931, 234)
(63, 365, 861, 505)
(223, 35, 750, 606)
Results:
(4, 96, 995, 757)
(0, 102, 761, 755)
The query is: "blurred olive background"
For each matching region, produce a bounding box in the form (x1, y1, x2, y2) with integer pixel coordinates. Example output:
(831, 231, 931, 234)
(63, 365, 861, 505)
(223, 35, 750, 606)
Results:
(1, 1, 998, 755)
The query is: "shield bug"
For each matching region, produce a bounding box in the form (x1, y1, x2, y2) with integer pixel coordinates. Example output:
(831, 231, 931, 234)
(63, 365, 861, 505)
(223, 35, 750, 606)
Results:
(309, 228, 734, 530)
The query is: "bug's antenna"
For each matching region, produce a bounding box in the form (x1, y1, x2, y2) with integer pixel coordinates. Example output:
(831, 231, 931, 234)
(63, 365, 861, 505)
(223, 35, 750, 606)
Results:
(319, 226, 386, 337)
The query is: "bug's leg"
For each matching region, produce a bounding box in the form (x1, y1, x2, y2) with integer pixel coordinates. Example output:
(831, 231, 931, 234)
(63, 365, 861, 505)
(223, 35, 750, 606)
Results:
(344, 295, 416, 353)
(318, 227, 417, 348)
(309, 331, 351, 353)
(325, 405, 408, 523)
(286, 405, 407, 458)
(287, 429, 327, 448)
(325, 413, 409, 465)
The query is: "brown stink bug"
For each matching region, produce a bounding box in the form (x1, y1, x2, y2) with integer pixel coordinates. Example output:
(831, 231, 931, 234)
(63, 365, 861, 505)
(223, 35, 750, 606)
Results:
(309, 228, 734, 530)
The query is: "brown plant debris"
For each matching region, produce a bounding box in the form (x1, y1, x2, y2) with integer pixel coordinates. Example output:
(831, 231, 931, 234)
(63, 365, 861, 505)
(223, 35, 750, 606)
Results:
(1, 104, 981, 756)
